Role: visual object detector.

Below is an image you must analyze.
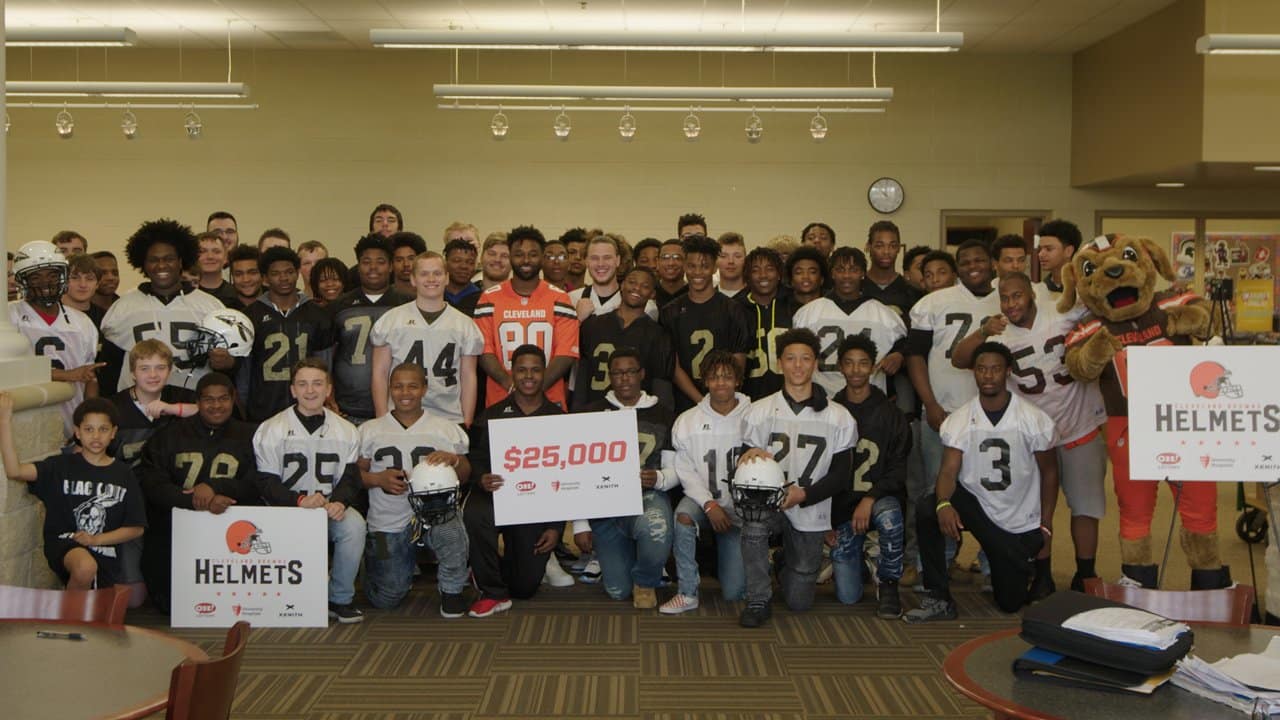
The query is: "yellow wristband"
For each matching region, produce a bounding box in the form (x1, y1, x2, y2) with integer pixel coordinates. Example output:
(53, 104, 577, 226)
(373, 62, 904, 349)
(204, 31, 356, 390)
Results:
(935, 500, 953, 512)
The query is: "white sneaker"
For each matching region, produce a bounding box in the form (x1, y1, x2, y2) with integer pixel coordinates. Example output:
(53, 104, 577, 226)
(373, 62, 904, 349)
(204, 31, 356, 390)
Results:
(659, 594, 699, 615)
(580, 559, 602, 584)
(816, 560, 834, 584)
(570, 551, 594, 574)
(542, 555, 575, 587)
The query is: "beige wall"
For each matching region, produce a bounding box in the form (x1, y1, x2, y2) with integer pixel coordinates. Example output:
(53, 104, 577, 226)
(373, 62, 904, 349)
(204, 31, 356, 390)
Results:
(1202, 0, 1280, 162)
(7, 45, 1279, 290)
(1071, 0, 1205, 186)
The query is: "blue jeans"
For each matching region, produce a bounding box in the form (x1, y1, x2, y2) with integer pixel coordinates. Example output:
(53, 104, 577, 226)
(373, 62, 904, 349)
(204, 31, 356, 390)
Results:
(590, 490, 672, 600)
(741, 511, 826, 610)
(672, 496, 745, 601)
(329, 509, 367, 605)
(364, 517, 469, 609)
(831, 496, 905, 604)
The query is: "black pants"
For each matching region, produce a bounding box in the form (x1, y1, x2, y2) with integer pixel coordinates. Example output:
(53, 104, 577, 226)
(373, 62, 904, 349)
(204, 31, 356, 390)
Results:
(463, 489, 554, 601)
(917, 485, 1043, 613)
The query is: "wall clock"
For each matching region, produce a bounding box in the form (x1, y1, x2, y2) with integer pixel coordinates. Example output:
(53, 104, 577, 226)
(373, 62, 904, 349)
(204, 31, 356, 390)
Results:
(868, 177, 904, 214)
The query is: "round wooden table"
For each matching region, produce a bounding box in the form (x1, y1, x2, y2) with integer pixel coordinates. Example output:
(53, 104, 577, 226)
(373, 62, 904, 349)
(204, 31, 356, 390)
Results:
(943, 624, 1280, 720)
(0, 619, 208, 720)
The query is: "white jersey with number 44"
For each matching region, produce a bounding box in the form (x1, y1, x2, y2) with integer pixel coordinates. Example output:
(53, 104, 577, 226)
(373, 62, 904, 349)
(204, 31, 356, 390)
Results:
(941, 393, 1055, 534)
(370, 302, 483, 424)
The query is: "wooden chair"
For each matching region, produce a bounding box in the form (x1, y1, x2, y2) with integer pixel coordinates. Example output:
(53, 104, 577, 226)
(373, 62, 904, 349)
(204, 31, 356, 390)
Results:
(1082, 578, 1256, 625)
(0, 584, 130, 624)
(166, 621, 250, 720)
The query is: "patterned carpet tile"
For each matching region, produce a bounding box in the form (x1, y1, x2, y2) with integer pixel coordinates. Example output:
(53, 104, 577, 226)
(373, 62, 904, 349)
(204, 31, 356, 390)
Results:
(642, 641, 786, 677)
(342, 641, 495, 677)
(506, 613, 639, 644)
(313, 678, 490, 713)
(636, 615, 773, 642)
(793, 674, 972, 717)
(638, 679, 804, 712)
(491, 644, 641, 674)
(477, 674, 640, 716)
(242, 643, 363, 674)
(772, 613, 911, 646)
(360, 615, 511, 642)
(232, 673, 332, 715)
(641, 714, 806, 720)
(775, 645, 935, 675)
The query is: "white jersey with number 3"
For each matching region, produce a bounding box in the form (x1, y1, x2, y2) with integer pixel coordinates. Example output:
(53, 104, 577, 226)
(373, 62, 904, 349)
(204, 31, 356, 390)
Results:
(988, 305, 1105, 445)
(370, 302, 483, 423)
(909, 283, 1000, 413)
(792, 296, 906, 396)
(359, 412, 469, 532)
(941, 393, 1055, 534)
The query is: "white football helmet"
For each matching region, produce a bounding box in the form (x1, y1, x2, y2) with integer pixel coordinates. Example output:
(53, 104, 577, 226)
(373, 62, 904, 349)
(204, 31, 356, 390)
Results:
(185, 308, 254, 365)
(731, 457, 789, 522)
(12, 241, 68, 305)
(407, 461, 461, 528)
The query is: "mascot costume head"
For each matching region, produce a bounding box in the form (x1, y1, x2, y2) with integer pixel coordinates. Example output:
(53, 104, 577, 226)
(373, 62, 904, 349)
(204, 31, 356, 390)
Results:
(1059, 234, 1229, 590)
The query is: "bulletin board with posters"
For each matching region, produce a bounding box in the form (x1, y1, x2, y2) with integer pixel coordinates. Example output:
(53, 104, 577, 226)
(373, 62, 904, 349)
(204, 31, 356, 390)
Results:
(1171, 231, 1278, 332)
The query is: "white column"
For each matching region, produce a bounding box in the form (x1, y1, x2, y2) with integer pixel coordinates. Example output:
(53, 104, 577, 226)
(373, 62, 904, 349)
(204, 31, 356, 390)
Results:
(0, 3, 57, 387)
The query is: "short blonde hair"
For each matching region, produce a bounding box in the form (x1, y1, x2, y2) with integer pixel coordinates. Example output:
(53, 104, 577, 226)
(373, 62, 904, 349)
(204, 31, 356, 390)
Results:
(129, 339, 173, 372)
(443, 221, 479, 244)
(482, 231, 509, 253)
(766, 234, 799, 256)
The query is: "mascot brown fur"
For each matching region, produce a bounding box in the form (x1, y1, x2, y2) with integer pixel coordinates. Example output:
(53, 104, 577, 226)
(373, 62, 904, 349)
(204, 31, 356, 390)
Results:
(1059, 234, 1227, 589)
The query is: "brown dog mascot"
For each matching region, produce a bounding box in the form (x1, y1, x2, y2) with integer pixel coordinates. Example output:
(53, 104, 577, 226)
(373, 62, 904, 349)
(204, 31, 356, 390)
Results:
(1059, 234, 1228, 589)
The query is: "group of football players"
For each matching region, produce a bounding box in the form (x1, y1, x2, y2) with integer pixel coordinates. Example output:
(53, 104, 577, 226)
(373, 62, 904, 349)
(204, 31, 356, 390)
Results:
(4, 207, 1100, 627)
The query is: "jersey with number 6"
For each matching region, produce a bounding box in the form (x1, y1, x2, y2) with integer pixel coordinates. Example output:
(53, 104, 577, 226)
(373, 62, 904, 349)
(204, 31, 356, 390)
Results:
(744, 391, 857, 532)
(253, 407, 361, 502)
(328, 289, 412, 420)
(100, 285, 226, 392)
(9, 300, 98, 435)
(473, 280, 579, 408)
(672, 392, 750, 511)
(370, 301, 484, 423)
(908, 283, 1000, 412)
(792, 295, 906, 397)
(359, 412, 469, 533)
(941, 393, 1055, 534)
(988, 304, 1105, 445)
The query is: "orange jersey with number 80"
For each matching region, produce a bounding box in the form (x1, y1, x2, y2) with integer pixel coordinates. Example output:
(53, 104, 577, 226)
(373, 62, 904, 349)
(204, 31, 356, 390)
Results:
(473, 280, 580, 408)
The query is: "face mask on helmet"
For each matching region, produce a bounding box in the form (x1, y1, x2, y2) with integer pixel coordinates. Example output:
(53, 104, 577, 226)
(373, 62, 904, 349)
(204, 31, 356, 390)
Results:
(407, 462, 461, 529)
(730, 457, 788, 522)
(183, 308, 255, 365)
(13, 241, 68, 306)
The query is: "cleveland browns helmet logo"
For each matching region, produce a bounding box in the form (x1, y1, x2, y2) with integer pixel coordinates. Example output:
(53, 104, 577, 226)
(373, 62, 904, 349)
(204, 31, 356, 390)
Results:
(1189, 361, 1243, 399)
(225, 520, 272, 555)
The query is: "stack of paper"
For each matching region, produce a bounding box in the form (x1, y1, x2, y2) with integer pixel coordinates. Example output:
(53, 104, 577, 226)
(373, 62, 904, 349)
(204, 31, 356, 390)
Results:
(1171, 638, 1280, 716)
(1060, 607, 1191, 649)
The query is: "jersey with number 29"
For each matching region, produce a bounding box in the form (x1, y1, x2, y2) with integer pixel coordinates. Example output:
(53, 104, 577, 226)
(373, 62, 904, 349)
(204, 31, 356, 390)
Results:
(359, 412, 469, 533)
(473, 280, 579, 408)
(941, 393, 1055, 534)
(370, 302, 484, 423)
(909, 283, 1000, 412)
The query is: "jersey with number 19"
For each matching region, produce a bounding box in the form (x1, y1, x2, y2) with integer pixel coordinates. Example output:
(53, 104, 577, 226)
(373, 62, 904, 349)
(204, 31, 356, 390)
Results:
(908, 283, 1000, 412)
(370, 302, 484, 423)
(100, 284, 226, 392)
(792, 295, 906, 397)
(473, 280, 579, 408)
(941, 393, 1055, 534)
(988, 303, 1105, 445)
(744, 391, 857, 532)
(672, 392, 750, 511)
(359, 412, 469, 533)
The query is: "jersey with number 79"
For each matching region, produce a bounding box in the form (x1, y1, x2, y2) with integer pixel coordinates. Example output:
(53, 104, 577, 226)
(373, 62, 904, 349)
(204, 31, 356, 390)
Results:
(908, 283, 1000, 413)
(473, 280, 579, 408)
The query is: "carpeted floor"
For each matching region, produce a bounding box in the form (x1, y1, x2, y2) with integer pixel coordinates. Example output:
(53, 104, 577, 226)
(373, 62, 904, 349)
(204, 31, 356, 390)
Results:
(129, 481, 1270, 719)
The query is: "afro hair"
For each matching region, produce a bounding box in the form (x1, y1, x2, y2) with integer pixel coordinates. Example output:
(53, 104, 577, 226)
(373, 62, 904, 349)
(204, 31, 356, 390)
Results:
(124, 218, 198, 272)
(354, 233, 394, 262)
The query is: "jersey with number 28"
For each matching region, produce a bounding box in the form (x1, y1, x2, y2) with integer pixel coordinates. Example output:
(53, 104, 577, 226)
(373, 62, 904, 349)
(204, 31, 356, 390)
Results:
(940, 392, 1054, 534)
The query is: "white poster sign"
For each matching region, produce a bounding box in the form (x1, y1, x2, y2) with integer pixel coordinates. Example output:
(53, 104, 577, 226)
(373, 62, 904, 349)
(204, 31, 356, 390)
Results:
(1128, 346, 1280, 482)
(171, 506, 328, 628)
(488, 409, 642, 526)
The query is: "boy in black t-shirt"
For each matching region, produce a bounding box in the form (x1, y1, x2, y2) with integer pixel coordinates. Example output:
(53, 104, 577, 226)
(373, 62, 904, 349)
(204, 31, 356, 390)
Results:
(0, 395, 146, 588)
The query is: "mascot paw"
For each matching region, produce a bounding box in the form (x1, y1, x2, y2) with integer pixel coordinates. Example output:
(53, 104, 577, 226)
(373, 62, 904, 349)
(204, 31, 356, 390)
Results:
(1165, 303, 1212, 339)
(1076, 328, 1122, 380)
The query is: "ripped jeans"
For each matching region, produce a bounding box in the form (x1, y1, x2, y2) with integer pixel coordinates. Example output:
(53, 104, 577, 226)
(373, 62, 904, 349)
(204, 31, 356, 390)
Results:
(590, 489, 673, 600)
(671, 496, 745, 600)
(831, 495, 905, 604)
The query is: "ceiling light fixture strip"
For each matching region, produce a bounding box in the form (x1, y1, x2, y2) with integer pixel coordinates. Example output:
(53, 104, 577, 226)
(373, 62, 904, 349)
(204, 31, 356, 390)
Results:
(6, 81, 250, 98)
(374, 29, 961, 53)
(6, 27, 137, 47)
(1196, 34, 1280, 55)
(437, 103, 885, 114)
(434, 84, 891, 103)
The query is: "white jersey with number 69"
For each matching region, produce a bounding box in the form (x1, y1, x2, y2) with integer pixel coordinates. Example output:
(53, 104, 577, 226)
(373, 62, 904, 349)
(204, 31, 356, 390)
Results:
(909, 283, 1000, 413)
(940, 393, 1055, 534)
(370, 302, 483, 424)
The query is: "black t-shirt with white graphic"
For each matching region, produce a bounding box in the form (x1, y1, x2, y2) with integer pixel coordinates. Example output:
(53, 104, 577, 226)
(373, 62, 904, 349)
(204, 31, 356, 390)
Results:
(29, 454, 147, 553)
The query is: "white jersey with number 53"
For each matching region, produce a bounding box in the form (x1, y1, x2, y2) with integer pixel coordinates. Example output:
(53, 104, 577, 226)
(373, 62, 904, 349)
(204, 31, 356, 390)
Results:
(370, 302, 483, 423)
(941, 393, 1055, 534)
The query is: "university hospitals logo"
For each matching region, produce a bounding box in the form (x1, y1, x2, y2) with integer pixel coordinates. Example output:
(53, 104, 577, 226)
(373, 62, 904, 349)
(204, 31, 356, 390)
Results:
(225, 520, 272, 555)
(1189, 361, 1244, 399)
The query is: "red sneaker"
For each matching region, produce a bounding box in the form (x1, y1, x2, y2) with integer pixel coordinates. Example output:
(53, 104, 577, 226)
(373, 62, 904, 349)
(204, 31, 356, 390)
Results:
(468, 597, 513, 618)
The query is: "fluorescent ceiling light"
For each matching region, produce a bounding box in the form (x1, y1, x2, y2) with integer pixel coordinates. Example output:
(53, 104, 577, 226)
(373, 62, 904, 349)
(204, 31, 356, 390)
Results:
(1196, 34, 1280, 55)
(374, 29, 962, 53)
(6, 81, 249, 99)
(1253, 165, 1280, 172)
(1155, 182, 1186, 188)
(434, 84, 892, 103)
(7, 27, 137, 47)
